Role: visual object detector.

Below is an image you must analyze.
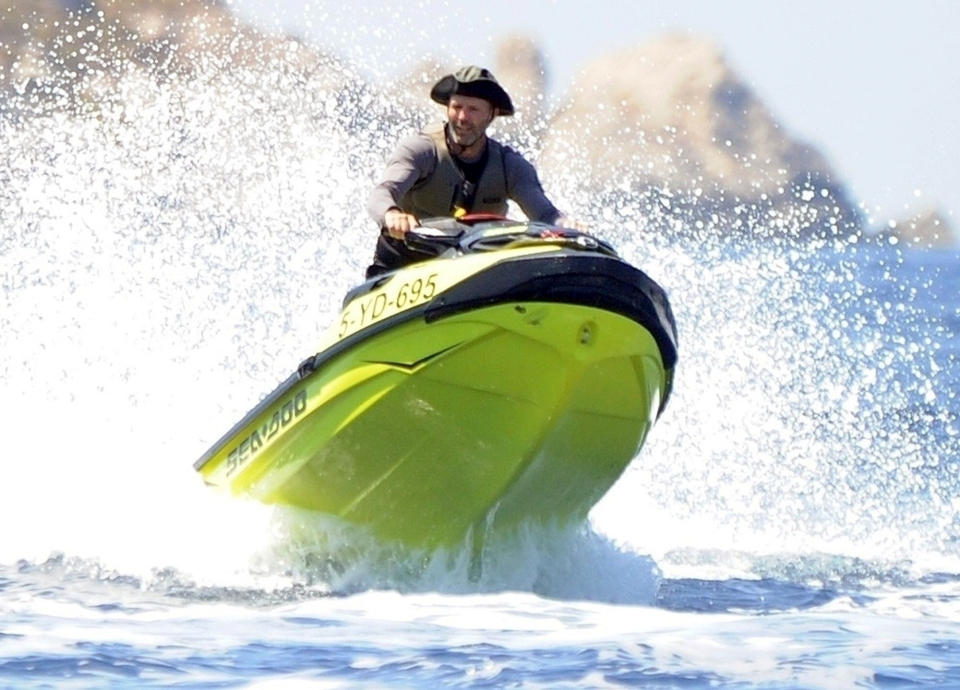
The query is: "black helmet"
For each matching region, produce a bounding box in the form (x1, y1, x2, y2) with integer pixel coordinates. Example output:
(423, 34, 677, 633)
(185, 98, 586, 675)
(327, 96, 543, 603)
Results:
(430, 66, 515, 116)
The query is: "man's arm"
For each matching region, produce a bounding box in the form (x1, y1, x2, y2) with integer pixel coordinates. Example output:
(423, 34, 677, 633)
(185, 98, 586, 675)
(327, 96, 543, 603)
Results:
(503, 149, 561, 224)
(366, 134, 437, 237)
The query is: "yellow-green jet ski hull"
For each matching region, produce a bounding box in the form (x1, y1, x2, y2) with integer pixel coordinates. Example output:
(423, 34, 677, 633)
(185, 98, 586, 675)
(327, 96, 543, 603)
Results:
(194, 221, 677, 550)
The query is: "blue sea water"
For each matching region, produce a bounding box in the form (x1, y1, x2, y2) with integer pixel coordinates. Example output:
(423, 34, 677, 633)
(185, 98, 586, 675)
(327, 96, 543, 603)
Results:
(2, 36, 960, 690)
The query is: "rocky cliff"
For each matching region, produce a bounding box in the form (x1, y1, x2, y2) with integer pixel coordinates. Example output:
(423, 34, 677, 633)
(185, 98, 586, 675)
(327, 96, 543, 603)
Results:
(0, 0, 344, 114)
(531, 35, 861, 241)
(513, 34, 952, 246)
(879, 208, 958, 249)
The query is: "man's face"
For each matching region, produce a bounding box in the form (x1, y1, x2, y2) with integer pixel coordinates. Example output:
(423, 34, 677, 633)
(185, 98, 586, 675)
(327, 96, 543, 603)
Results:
(446, 94, 495, 148)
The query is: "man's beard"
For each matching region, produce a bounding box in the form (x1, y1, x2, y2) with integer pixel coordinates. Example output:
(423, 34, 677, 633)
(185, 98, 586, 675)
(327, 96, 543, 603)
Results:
(448, 118, 490, 151)
(449, 125, 483, 148)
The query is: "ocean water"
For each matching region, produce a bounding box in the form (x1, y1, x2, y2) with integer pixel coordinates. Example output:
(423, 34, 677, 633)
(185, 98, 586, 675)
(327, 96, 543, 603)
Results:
(2, 27, 960, 690)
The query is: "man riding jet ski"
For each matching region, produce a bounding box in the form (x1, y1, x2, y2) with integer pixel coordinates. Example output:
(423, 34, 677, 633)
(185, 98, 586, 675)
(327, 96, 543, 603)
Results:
(192, 67, 678, 553)
(366, 65, 579, 277)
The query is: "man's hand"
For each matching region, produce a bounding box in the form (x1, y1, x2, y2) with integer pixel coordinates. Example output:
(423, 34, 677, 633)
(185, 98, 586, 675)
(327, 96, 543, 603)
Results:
(384, 208, 420, 239)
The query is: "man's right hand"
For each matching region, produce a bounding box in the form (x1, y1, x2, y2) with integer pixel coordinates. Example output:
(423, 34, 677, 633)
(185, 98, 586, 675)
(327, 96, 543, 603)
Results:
(384, 209, 420, 239)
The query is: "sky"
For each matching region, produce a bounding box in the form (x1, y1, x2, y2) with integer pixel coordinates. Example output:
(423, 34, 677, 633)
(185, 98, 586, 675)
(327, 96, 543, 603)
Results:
(230, 0, 960, 229)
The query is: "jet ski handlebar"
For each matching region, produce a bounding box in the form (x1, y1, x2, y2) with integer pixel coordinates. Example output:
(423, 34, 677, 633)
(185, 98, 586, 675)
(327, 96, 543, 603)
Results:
(402, 215, 505, 255)
(403, 225, 465, 256)
(405, 216, 619, 258)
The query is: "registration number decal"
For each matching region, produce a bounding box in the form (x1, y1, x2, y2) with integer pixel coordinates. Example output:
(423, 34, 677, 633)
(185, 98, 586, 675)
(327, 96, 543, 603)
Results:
(338, 272, 438, 338)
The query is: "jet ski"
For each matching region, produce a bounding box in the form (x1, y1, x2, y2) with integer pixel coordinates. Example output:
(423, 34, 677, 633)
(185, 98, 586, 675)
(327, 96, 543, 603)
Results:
(194, 216, 678, 551)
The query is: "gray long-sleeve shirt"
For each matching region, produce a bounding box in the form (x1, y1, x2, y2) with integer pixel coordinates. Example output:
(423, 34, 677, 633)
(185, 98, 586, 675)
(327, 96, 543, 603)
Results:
(366, 129, 560, 225)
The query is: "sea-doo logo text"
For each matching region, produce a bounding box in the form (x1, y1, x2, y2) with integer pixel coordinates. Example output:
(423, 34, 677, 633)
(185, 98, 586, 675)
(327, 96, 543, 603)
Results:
(224, 389, 308, 477)
(339, 273, 438, 338)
